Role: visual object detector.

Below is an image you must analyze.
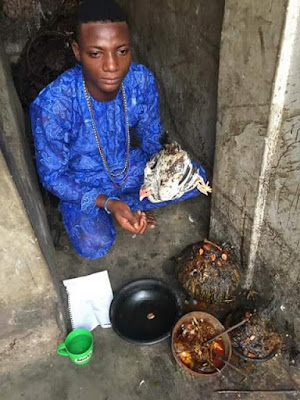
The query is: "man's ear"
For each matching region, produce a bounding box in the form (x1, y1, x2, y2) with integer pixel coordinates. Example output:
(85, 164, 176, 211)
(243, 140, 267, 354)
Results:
(72, 41, 81, 62)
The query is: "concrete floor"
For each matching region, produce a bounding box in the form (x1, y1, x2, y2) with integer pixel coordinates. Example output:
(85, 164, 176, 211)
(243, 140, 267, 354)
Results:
(1, 196, 300, 400)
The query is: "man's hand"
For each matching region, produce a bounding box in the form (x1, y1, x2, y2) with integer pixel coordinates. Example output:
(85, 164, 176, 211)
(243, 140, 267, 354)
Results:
(96, 195, 156, 234)
(107, 200, 146, 234)
(132, 211, 157, 234)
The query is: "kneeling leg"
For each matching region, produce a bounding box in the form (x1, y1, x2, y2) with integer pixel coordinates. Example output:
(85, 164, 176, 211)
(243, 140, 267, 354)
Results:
(60, 203, 116, 259)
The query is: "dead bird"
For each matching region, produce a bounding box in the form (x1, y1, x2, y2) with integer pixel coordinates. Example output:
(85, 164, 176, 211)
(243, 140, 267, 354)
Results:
(139, 142, 212, 203)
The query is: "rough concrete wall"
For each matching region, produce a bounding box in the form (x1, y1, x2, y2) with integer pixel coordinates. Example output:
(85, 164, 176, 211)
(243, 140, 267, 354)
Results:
(118, 0, 224, 173)
(0, 150, 63, 373)
(211, 0, 300, 344)
(255, 17, 300, 338)
(0, 0, 69, 62)
(0, 38, 67, 355)
(210, 0, 286, 266)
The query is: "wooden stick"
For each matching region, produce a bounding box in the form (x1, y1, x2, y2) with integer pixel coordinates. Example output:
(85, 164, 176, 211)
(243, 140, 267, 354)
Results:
(217, 357, 248, 378)
(216, 390, 299, 394)
(203, 318, 249, 345)
(204, 239, 223, 252)
(206, 359, 225, 378)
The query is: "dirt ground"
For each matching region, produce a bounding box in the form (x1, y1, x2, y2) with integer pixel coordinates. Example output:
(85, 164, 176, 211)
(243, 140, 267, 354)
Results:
(1, 196, 299, 400)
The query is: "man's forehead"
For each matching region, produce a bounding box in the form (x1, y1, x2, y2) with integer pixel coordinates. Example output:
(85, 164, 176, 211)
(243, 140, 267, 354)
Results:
(79, 21, 130, 43)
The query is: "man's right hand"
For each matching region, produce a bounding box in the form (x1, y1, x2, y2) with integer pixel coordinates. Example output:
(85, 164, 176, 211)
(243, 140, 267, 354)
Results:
(106, 199, 144, 234)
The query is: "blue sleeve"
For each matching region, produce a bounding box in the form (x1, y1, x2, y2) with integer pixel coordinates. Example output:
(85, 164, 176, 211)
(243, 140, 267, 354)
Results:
(30, 103, 99, 214)
(135, 70, 163, 157)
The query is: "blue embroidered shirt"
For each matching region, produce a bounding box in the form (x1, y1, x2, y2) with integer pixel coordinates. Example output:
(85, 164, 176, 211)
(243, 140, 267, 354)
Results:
(30, 63, 163, 214)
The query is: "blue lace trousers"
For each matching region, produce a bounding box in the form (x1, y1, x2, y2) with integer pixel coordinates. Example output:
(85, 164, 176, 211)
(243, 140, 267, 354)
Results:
(59, 186, 201, 260)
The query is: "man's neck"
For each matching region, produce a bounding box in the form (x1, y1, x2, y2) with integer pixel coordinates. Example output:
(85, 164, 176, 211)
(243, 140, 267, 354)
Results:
(85, 80, 119, 102)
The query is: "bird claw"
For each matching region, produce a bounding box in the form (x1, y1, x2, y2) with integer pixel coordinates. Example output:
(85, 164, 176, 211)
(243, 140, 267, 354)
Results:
(196, 178, 212, 196)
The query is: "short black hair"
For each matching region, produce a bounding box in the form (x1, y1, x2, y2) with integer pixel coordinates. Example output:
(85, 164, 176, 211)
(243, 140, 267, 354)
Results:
(78, 0, 128, 25)
(75, 0, 128, 41)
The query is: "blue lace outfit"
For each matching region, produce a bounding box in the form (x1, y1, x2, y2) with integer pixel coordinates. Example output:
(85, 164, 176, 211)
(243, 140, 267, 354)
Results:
(30, 63, 207, 259)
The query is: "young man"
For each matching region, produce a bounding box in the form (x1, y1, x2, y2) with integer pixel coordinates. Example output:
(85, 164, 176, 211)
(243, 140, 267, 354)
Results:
(30, 0, 206, 259)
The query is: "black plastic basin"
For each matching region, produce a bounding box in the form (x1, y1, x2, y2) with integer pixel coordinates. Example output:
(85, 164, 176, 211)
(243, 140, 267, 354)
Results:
(110, 279, 180, 345)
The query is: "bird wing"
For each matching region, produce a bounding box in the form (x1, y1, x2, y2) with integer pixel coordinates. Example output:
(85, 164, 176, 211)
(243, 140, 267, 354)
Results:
(142, 142, 212, 203)
(142, 151, 161, 189)
(155, 150, 196, 201)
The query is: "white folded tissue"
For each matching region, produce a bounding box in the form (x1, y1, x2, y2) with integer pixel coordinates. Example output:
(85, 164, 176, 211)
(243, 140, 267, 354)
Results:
(63, 270, 113, 331)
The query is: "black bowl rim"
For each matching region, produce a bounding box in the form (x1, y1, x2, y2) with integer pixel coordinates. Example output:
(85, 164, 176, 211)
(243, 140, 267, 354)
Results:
(110, 278, 180, 345)
(232, 345, 279, 362)
(225, 311, 279, 363)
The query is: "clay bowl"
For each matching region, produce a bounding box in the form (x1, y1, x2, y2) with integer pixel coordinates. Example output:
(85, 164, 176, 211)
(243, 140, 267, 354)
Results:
(171, 311, 232, 377)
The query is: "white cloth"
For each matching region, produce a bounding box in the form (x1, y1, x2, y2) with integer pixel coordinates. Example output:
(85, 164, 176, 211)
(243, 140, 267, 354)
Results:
(63, 270, 113, 331)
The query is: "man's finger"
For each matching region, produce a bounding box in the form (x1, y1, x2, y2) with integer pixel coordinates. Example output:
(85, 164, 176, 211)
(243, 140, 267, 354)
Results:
(124, 211, 140, 230)
(135, 215, 146, 234)
(146, 215, 156, 222)
(138, 219, 148, 235)
(146, 217, 157, 226)
(145, 212, 156, 222)
(123, 220, 140, 233)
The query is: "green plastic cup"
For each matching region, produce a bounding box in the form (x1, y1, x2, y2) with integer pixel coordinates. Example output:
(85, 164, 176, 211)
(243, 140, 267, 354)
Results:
(57, 328, 93, 365)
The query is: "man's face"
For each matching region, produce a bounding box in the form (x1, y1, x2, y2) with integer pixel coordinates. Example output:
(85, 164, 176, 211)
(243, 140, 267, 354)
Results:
(72, 21, 131, 101)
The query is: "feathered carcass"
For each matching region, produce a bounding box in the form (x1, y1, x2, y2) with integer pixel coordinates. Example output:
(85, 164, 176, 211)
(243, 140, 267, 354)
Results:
(139, 142, 212, 203)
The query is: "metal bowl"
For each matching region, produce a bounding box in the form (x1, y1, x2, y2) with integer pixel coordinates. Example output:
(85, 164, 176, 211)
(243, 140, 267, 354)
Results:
(110, 279, 180, 345)
(171, 311, 232, 377)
